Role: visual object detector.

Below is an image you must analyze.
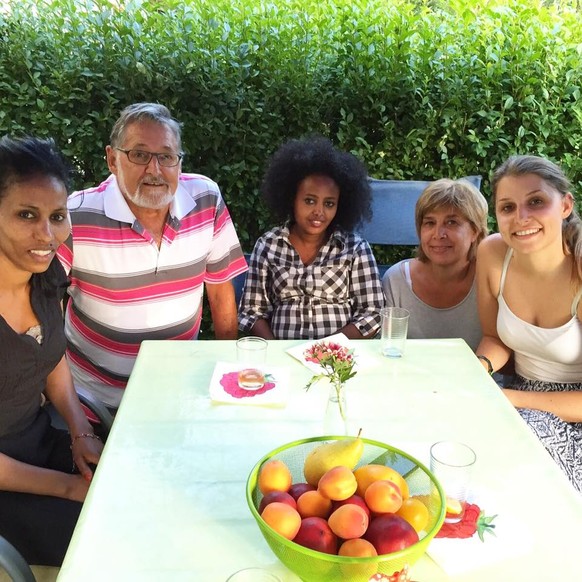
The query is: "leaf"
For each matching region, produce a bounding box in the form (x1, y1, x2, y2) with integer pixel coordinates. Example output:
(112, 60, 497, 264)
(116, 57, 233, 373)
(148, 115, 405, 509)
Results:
(476, 510, 498, 542)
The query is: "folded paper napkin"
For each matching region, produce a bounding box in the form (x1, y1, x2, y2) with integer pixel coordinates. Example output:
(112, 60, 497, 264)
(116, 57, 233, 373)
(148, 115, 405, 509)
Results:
(286, 332, 377, 373)
(209, 361, 289, 407)
(426, 490, 532, 576)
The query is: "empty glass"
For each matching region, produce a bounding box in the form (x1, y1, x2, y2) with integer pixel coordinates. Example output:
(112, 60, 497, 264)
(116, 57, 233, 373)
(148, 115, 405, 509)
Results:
(380, 307, 410, 357)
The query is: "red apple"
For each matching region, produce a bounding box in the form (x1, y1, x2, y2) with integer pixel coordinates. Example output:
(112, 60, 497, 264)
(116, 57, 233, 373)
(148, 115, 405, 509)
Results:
(293, 517, 338, 554)
(332, 494, 371, 518)
(288, 482, 316, 501)
(259, 491, 297, 514)
(364, 514, 419, 555)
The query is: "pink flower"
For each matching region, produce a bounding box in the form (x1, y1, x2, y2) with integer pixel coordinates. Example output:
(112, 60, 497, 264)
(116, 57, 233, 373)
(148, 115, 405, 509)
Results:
(304, 341, 357, 390)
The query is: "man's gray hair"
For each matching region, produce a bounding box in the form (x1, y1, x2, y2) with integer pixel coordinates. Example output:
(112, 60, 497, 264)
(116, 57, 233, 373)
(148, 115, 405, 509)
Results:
(109, 103, 183, 150)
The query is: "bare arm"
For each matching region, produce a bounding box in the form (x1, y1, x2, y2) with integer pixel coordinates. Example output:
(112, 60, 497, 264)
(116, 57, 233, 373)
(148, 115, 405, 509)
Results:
(338, 323, 366, 339)
(250, 318, 276, 340)
(44, 356, 102, 481)
(475, 235, 512, 372)
(0, 452, 89, 502)
(206, 281, 239, 339)
(346, 241, 384, 338)
(503, 389, 582, 423)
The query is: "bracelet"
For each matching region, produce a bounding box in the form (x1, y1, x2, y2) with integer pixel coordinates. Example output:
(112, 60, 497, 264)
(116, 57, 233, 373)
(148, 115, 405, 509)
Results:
(70, 433, 101, 449)
(477, 355, 494, 375)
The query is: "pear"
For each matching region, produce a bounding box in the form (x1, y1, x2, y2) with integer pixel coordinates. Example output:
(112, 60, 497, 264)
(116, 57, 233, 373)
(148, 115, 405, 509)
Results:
(303, 430, 364, 487)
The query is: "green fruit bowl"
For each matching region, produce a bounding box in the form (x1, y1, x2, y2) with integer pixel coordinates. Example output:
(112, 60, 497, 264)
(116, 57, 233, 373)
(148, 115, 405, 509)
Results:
(246, 436, 445, 582)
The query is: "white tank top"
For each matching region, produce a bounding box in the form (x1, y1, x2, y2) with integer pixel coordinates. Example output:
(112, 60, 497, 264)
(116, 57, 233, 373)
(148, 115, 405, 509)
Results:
(497, 248, 582, 382)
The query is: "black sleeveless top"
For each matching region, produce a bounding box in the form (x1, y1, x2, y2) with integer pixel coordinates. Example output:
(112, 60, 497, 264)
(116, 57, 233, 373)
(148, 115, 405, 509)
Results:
(0, 259, 68, 438)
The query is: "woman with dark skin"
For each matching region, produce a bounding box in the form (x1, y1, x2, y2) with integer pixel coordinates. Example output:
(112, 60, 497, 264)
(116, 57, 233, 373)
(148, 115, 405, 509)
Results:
(238, 136, 384, 340)
(0, 136, 102, 565)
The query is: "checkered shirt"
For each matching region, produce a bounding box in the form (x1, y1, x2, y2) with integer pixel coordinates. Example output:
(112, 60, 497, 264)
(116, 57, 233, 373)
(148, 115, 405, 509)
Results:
(238, 225, 384, 339)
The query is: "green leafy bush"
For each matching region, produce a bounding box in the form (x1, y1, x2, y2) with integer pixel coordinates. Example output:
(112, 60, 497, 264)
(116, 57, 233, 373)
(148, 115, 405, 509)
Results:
(1, 0, 580, 334)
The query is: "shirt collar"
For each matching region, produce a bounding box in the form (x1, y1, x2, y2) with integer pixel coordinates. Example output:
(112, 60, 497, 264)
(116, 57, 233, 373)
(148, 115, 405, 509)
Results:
(103, 175, 195, 226)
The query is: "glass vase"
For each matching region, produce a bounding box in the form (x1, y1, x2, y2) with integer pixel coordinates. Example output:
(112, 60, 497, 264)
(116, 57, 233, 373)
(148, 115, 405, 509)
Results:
(323, 381, 349, 436)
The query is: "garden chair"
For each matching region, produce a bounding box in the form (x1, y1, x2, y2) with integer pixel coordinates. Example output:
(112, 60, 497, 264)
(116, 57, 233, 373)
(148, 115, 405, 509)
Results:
(0, 535, 36, 582)
(233, 175, 483, 304)
(45, 386, 114, 440)
(359, 176, 483, 278)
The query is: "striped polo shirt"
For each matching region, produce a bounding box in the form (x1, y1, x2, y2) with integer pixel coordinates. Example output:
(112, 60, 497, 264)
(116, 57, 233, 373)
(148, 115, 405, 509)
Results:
(57, 173, 247, 407)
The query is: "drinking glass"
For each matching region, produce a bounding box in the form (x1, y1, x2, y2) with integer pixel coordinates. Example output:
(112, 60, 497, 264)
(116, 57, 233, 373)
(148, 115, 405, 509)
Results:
(430, 440, 476, 523)
(236, 336, 267, 389)
(226, 567, 281, 581)
(380, 307, 410, 357)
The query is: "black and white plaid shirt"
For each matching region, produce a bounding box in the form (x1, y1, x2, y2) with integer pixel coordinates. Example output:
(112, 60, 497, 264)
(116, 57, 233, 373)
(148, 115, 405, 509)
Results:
(238, 225, 384, 339)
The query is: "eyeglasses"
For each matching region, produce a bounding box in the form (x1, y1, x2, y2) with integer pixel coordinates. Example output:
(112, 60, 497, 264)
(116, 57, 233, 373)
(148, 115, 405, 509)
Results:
(115, 148, 184, 167)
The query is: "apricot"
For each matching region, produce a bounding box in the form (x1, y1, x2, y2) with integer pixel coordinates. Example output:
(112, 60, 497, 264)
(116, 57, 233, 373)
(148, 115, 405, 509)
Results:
(258, 491, 297, 514)
(296, 489, 333, 519)
(317, 466, 357, 501)
(260, 501, 301, 540)
(339, 538, 378, 557)
(258, 459, 292, 495)
(364, 479, 403, 514)
(288, 482, 316, 501)
(396, 497, 430, 533)
(338, 538, 378, 579)
(328, 503, 369, 539)
(353, 464, 409, 499)
(332, 493, 371, 518)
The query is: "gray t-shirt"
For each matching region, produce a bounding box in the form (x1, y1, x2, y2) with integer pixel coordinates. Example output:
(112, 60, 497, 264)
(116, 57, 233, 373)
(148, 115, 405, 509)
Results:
(382, 259, 482, 351)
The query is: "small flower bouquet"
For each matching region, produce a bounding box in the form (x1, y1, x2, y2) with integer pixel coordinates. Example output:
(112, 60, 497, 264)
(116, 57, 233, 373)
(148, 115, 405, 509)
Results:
(304, 341, 357, 390)
(304, 341, 357, 432)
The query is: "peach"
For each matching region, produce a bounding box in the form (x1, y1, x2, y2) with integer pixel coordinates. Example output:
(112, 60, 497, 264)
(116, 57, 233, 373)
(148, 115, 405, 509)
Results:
(261, 501, 301, 540)
(258, 459, 292, 495)
(293, 517, 338, 554)
(317, 466, 357, 501)
(364, 514, 419, 555)
(364, 479, 403, 514)
(328, 503, 369, 539)
(296, 489, 333, 519)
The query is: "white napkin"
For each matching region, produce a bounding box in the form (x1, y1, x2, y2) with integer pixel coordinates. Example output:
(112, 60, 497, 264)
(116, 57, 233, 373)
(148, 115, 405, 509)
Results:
(209, 361, 289, 407)
(426, 490, 533, 576)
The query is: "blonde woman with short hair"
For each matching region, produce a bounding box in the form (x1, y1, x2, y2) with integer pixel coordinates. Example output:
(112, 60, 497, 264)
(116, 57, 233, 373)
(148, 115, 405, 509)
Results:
(382, 178, 488, 350)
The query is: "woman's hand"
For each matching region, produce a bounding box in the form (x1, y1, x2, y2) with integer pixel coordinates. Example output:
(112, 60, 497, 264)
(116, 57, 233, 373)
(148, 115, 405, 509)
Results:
(64, 473, 92, 503)
(71, 434, 103, 482)
(502, 388, 582, 423)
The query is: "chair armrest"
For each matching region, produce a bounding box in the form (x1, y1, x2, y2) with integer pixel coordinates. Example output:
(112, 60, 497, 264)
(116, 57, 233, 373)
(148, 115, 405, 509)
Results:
(0, 535, 36, 582)
(75, 386, 114, 437)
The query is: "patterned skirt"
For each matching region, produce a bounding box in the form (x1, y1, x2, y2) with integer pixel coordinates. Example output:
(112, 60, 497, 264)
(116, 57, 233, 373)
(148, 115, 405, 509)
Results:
(513, 374, 582, 494)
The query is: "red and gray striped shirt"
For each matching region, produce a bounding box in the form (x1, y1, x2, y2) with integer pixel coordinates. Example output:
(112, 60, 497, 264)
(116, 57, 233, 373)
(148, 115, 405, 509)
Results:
(57, 173, 247, 407)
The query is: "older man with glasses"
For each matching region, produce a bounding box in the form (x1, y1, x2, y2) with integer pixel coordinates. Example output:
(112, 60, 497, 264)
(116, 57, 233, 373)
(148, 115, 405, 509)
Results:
(57, 102, 247, 410)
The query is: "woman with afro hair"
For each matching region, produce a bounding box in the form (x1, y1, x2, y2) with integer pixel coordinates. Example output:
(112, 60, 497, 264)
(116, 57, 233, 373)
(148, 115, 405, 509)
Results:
(238, 135, 384, 339)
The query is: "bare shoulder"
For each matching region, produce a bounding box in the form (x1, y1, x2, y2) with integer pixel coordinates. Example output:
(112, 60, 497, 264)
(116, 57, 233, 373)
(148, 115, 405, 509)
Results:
(477, 233, 507, 264)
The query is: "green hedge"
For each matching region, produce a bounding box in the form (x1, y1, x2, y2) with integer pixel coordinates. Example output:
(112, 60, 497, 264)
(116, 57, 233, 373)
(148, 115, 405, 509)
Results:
(1, 0, 581, 332)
